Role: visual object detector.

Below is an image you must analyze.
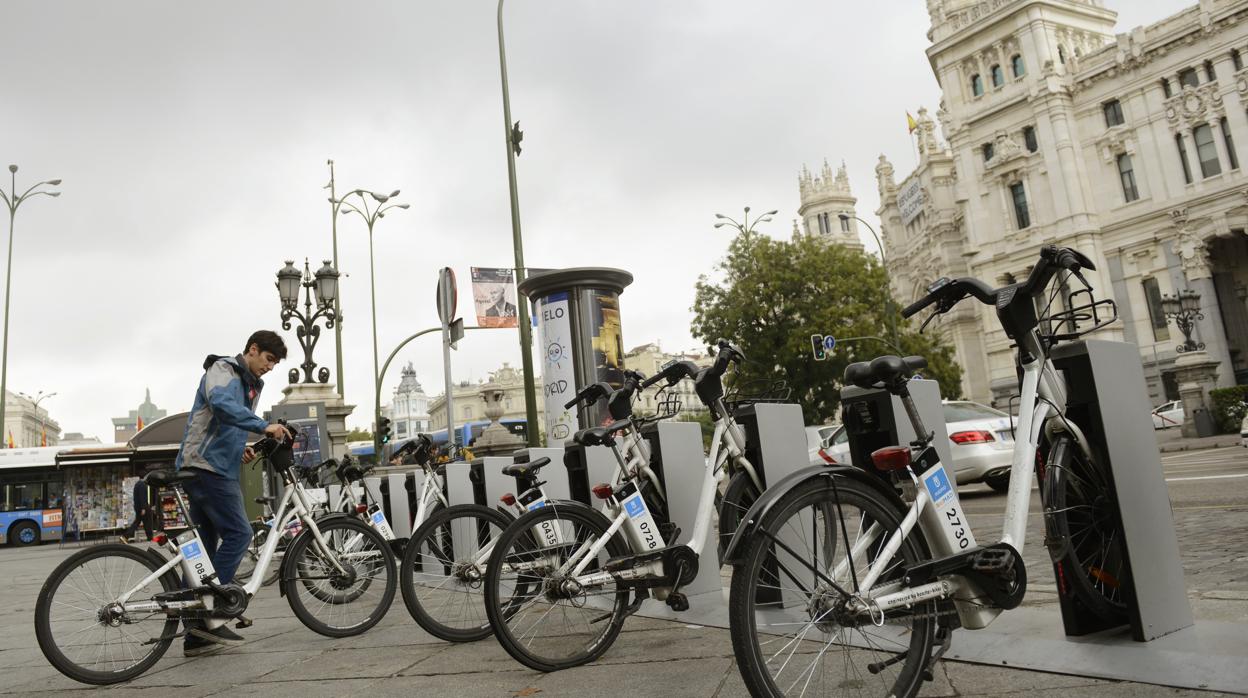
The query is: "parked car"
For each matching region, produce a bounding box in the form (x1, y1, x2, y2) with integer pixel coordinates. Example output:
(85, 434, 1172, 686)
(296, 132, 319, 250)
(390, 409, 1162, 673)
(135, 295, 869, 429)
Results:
(1240, 409, 1248, 448)
(806, 424, 840, 465)
(1152, 400, 1184, 429)
(822, 401, 1016, 492)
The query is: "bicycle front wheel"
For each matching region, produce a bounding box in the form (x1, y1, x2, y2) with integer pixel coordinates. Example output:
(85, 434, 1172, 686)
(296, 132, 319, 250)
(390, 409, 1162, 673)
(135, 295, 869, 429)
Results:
(729, 476, 937, 698)
(1043, 436, 1128, 624)
(34, 543, 179, 685)
(283, 516, 396, 637)
(483, 503, 631, 672)
(401, 503, 511, 642)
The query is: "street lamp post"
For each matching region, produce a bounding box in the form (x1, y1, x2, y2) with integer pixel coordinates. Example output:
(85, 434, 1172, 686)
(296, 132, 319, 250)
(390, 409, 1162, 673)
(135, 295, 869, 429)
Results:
(840, 213, 899, 350)
(1162, 288, 1205, 354)
(331, 189, 408, 456)
(275, 259, 340, 384)
(497, 0, 541, 447)
(324, 160, 346, 399)
(713, 206, 778, 237)
(19, 391, 55, 447)
(0, 165, 61, 446)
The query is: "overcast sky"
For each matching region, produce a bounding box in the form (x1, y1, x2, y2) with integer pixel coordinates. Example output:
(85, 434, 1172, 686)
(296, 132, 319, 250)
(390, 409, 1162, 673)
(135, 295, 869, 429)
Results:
(3, 0, 1191, 440)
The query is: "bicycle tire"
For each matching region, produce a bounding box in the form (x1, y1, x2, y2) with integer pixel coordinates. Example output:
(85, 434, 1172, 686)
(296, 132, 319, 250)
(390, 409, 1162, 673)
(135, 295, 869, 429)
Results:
(729, 476, 936, 698)
(283, 516, 396, 637)
(483, 503, 630, 672)
(35, 543, 179, 685)
(717, 470, 762, 564)
(1042, 436, 1129, 624)
(401, 503, 511, 642)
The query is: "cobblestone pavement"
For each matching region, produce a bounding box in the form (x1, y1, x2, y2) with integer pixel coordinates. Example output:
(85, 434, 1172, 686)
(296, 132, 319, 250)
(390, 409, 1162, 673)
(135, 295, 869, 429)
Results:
(1, 444, 1243, 696)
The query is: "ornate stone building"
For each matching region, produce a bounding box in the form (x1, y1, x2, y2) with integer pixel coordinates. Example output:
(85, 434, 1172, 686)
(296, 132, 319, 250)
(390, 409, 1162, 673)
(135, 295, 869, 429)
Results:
(797, 160, 866, 250)
(381, 362, 430, 441)
(428, 363, 544, 434)
(877, 0, 1248, 407)
(623, 342, 714, 416)
(3, 391, 61, 447)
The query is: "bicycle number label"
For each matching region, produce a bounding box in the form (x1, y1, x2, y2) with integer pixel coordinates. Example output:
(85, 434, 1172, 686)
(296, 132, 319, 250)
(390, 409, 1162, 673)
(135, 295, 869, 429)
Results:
(179, 536, 216, 583)
(920, 463, 976, 552)
(369, 508, 396, 541)
(621, 491, 662, 550)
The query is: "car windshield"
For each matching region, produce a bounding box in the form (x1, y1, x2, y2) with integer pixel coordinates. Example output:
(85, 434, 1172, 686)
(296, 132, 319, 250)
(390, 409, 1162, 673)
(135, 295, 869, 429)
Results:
(943, 402, 1008, 422)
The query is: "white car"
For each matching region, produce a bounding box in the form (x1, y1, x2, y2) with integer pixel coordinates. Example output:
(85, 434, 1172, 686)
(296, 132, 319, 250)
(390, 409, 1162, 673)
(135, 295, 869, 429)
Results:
(806, 424, 840, 465)
(1240, 409, 1248, 448)
(1152, 400, 1184, 429)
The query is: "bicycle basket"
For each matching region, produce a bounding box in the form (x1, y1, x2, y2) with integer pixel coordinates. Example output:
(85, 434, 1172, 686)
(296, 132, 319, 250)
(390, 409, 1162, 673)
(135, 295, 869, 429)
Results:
(725, 378, 792, 416)
(636, 394, 682, 425)
(1042, 287, 1118, 343)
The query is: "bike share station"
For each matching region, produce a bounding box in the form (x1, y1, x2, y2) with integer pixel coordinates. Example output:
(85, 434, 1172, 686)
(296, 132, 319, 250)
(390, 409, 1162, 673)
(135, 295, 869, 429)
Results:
(841, 340, 1245, 693)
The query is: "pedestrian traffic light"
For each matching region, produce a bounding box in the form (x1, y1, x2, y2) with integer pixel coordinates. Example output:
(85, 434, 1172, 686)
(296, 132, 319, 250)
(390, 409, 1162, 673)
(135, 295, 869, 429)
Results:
(378, 417, 392, 444)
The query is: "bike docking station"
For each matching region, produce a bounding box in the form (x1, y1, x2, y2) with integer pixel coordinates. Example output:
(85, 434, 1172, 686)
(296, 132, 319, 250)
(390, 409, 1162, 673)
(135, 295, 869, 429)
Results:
(842, 350, 1246, 693)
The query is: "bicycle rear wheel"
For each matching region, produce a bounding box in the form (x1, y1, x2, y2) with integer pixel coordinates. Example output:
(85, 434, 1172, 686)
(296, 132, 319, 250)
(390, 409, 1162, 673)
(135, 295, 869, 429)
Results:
(718, 470, 762, 564)
(35, 543, 179, 685)
(729, 476, 936, 698)
(283, 516, 396, 637)
(1043, 436, 1129, 624)
(401, 503, 510, 642)
(483, 503, 630, 672)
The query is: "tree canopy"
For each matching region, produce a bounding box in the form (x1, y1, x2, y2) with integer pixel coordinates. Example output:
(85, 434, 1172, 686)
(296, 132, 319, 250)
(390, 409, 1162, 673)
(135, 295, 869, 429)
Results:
(691, 228, 963, 424)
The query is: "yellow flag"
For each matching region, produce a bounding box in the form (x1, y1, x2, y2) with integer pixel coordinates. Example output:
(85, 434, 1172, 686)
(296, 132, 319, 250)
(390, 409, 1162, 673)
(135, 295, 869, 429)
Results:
(906, 111, 918, 134)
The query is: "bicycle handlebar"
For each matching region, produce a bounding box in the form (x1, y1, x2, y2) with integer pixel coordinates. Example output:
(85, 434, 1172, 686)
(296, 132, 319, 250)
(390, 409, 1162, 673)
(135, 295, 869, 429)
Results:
(641, 360, 700, 389)
(902, 246, 1094, 320)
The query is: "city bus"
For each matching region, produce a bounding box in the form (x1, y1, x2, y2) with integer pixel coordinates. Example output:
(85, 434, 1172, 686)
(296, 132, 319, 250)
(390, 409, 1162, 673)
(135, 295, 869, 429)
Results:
(0, 446, 66, 545)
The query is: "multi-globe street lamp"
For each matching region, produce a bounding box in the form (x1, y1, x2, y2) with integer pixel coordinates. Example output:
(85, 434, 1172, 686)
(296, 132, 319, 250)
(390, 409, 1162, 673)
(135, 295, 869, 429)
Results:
(331, 188, 408, 455)
(19, 391, 56, 447)
(324, 160, 346, 399)
(714, 206, 778, 236)
(1161, 288, 1205, 354)
(275, 259, 340, 384)
(840, 213, 900, 350)
(0, 165, 61, 446)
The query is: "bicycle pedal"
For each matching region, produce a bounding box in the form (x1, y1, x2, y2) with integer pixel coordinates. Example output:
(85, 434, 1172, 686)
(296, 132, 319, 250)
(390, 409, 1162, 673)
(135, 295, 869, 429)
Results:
(666, 591, 689, 612)
(659, 522, 681, 542)
(235, 616, 253, 629)
(971, 548, 1013, 573)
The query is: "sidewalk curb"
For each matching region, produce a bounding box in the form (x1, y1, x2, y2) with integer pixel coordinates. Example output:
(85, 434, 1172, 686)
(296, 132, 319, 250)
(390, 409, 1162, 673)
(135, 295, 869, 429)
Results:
(1158, 439, 1241, 453)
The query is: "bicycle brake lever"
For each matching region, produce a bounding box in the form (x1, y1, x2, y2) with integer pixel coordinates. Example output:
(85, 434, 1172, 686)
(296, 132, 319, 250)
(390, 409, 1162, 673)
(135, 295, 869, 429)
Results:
(920, 310, 940, 333)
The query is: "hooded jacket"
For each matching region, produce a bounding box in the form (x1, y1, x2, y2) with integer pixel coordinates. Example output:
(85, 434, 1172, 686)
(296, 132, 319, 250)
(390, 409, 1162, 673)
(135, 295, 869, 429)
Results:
(175, 354, 268, 481)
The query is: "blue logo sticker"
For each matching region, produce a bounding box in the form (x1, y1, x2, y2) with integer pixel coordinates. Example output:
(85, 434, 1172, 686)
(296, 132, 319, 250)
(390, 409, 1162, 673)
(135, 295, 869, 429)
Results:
(372, 511, 385, 524)
(182, 541, 202, 559)
(924, 468, 952, 504)
(624, 495, 646, 518)
(527, 500, 546, 512)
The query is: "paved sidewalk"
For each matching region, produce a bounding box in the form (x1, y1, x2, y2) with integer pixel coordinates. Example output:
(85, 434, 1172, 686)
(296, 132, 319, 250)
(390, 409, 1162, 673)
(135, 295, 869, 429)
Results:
(1156, 428, 1242, 452)
(2, 544, 1243, 697)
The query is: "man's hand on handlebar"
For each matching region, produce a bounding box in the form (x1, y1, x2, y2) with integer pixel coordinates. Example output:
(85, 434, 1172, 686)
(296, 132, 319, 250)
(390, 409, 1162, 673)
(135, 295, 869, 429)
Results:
(264, 422, 293, 442)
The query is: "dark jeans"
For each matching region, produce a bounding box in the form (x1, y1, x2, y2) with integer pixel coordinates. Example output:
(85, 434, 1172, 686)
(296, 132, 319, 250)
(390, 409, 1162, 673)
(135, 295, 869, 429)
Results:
(183, 468, 251, 585)
(122, 505, 152, 541)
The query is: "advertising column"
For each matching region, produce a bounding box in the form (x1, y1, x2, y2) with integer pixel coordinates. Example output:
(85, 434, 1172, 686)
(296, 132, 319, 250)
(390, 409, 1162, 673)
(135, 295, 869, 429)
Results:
(518, 268, 633, 447)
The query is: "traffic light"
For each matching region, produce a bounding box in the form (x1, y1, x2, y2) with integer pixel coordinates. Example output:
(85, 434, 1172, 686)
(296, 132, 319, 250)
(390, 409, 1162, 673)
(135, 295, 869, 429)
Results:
(810, 334, 827, 361)
(378, 416, 392, 444)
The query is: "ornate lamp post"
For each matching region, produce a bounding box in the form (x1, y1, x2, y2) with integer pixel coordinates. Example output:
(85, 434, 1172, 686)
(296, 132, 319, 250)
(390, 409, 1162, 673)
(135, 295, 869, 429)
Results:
(0, 165, 61, 446)
(331, 189, 407, 453)
(276, 259, 340, 384)
(19, 390, 55, 447)
(1162, 288, 1204, 354)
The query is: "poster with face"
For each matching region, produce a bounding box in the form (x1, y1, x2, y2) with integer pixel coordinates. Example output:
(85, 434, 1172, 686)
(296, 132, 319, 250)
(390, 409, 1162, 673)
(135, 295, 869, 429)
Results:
(538, 291, 576, 447)
(471, 267, 518, 328)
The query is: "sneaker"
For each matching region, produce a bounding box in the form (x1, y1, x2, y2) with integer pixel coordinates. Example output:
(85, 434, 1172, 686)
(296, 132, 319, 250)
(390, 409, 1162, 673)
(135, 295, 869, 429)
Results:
(184, 634, 224, 657)
(117, 535, 130, 544)
(190, 624, 246, 646)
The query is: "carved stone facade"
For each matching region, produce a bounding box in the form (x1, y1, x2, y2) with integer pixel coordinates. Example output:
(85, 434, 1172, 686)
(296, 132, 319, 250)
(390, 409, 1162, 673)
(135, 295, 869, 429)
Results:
(879, 0, 1248, 406)
(797, 160, 865, 250)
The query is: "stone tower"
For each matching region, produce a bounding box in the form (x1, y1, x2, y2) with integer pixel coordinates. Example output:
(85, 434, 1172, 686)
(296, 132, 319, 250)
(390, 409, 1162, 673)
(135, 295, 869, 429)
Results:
(797, 159, 864, 250)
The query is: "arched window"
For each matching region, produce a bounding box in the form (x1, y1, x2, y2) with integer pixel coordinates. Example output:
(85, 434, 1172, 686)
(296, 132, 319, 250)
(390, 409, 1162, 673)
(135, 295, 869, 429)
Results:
(1009, 182, 1030, 229)
(1058, 45, 1067, 65)
(1011, 54, 1025, 78)
(991, 64, 1004, 87)
(971, 74, 984, 97)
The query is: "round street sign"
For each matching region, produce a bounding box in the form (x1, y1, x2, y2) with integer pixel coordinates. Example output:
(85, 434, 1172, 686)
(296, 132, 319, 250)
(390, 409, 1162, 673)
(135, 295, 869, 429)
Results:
(436, 267, 457, 325)
(823, 335, 836, 351)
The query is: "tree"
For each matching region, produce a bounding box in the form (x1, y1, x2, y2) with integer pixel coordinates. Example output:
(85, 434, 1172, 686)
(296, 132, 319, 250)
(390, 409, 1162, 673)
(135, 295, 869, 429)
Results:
(346, 427, 373, 442)
(691, 227, 963, 425)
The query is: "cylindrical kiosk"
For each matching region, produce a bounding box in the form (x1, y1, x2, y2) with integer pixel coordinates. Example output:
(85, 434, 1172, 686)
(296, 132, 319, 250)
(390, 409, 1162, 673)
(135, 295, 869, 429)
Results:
(517, 267, 633, 447)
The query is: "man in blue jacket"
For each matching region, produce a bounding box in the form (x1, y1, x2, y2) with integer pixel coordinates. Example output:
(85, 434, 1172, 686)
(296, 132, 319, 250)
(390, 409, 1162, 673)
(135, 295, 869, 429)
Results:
(176, 329, 291, 655)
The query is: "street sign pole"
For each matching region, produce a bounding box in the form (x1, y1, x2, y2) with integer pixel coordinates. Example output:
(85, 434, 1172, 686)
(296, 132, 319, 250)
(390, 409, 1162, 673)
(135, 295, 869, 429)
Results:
(437, 268, 458, 450)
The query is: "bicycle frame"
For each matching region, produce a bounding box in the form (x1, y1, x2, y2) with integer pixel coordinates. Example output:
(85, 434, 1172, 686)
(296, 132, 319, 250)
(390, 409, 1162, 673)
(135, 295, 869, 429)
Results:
(841, 329, 1093, 628)
(411, 462, 450, 531)
(115, 469, 349, 615)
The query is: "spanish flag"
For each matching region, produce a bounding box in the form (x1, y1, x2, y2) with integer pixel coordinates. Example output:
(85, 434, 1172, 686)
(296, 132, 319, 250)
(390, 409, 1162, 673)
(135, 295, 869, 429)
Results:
(136, 415, 144, 432)
(906, 111, 919, 134)
(6, 431, 13, 449)
(41, 427, 47, 447)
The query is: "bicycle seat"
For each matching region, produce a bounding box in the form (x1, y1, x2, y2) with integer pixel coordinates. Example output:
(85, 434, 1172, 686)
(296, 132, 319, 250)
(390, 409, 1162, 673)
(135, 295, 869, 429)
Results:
(254, 496, 275, 507)
(844, 355, 927, 391)
(145, 469, 198, 487)
(501, 457, 552, 478)
(574, 420, 631, 447)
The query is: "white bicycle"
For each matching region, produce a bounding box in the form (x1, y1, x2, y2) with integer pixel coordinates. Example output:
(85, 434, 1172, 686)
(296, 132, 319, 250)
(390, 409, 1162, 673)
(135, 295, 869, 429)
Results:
(34, 424, 397, 685)
(724, 245, 1126, 697)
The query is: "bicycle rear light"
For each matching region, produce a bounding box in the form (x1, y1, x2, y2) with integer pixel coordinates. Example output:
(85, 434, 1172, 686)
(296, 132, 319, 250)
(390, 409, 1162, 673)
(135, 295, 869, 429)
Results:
(592, 483, 614, 500)
(870, 446, 912, 471)
(950, 430, 995, 444)
(355, 504, 369, 514)
(499, 493, 516, 506)
(152, 533, 168, 545)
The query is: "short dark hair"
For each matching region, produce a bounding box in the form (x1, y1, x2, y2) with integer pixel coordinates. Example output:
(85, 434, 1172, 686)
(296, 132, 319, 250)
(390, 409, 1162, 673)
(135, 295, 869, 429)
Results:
(245, 330, 287, 360)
